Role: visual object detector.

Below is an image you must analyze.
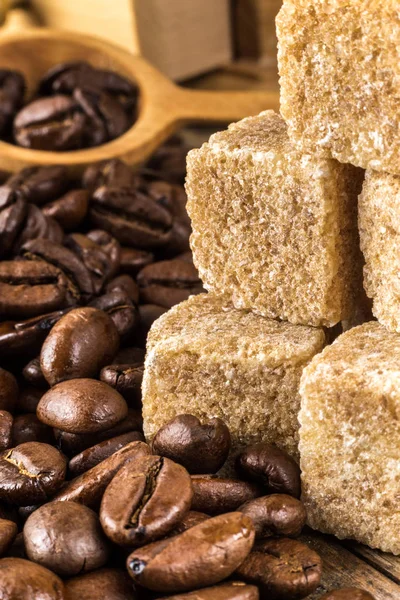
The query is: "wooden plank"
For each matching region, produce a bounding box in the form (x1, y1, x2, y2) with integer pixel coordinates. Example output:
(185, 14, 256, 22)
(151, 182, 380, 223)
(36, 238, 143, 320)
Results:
(300, 532, 400, 599)
(344, 542, 400, 585)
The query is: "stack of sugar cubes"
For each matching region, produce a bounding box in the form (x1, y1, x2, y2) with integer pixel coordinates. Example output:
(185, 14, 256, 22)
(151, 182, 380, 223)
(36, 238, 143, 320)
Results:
(142, 0, 400, 555)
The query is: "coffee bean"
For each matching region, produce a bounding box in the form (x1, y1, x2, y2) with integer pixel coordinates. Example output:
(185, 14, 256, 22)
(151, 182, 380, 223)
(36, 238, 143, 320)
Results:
(238, 494, 306, 539)
(42, 189, 89, 230)
(106, 274, 139, 304)
(0, 197, 27, 258)
(100, 455, 193, 547)
(0, 368, 18, 411)
(120, 246, 154, 276)
(145, 137, 187, 184)
(68, 431, 144, 476)
(86, 229, 121, 281)
(0, 557, 65, 599)
(0, 441, 66, 505)
(191, 476, 262, 515)
(0, 70, 25, 136)
(22, 357, 47, 388)
(0, 411, 12, 450)
(236, 537, 322, 600)
(24, 501, 110, 576)
(5, 166, 68, 205)
(152, 414, 231, 474)
(15, 385, 43, 413)
(11, 204, 63, 254)
(74, 87, 130, 143)
(100, 358, 144, 407)
(0, 260, 68, 319)
(163, 581, 259, 600)
(53, 440, 150, 508)
(83, 158, 138, 193)
(236, 443, 301, 498)
(40, 307, 119, 386)
(5, 531, 26, 559)
(137, 259, 204, 308)
(64, 567, 137, 600)
(0, 519, 17, 556)
(136, 304, 167, 346)
(171, 511, 209, 535)
(126, 512, 255, 593)
(11, 414, 54, 446)
(37, 378, 128, 434)
(320, 589, 376, 600)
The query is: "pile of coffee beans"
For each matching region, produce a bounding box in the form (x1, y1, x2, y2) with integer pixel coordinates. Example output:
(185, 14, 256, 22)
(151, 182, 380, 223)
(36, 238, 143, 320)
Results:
(0, 140, 375, 599)
(0, 61, 138, 151)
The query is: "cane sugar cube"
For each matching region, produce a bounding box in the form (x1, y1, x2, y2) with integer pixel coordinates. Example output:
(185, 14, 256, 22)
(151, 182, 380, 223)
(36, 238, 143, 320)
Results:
(277, 0, 400, 175)
(186, 111, 364, 327)
(300, 322, 400, 554)
(359, 170, 400, 333)
(142, 294, 326, 462)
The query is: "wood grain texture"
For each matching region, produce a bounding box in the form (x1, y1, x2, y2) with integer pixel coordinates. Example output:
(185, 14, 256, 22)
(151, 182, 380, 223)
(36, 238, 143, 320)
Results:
(345, 541, 400, 585)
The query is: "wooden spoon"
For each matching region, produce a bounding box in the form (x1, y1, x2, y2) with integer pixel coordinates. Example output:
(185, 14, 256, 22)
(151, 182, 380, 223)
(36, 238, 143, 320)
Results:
(0, 5, 280, 173)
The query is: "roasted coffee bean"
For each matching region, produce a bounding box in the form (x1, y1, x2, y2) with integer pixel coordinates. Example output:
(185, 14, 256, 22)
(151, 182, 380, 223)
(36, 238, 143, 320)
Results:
(12, 204, 63, 254)
(100, 356, 144, 407)
(0, 70, 25, 135)
(15, 385, 43, 413)
(40, 307, 120, 386)
(152, 414, 231, 474)
(0, 557, 65, 599)
(11, 414, 54, 446)
(37, 378, 128, 434)
(137, 259, 203, 308)
(320, 589, 376, 600)
(22, 357, 47, 387)
(0, 368, 18, 412)
(238, 494, 306, 539)
(54, 408, 143, 456)
(100, 455, 193, 547)
(24, 501, 110, 576)
(236, 443, 301, 498)
(120, 246, 154, 276)
(66, 233, 117, 295)
(90, 186, 173, 249)
(236, 537, 322, 600)
(53, 440, 150, 508)
(89, 290, 138, 340)
(86, 229, 121, 280)
(4, 165, 68, 205)
(145, 137, 187, 184)
(147, 181, 190, 254)
(106, 274, 139, 304)
(0, 441, 66, 505)
(0, 412, 12, 451)
(42, 189, 89, 230)
(5, 530, 26, 559)
(191, 476, 262, 515)
(164, 581, 259, 600)
(22, 238, 94, 304)
(83, 158, 138, 193)
(136, 304, 167, 346)
(65, 567, 137, 600)
(0, 198, 28, 258)
(68, 431, 145, 476)
(171, 511, 209, 535)
(74, 87, 130, 143)
(126, 512, 255, 593)
(0, 260, 68, 319)
(0, 519, 17, 556)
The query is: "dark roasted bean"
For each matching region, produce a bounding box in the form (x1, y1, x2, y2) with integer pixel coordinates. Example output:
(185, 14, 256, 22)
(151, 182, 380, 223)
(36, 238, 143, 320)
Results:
(120, 246, 154, 276)
(0, 198, 27, 258)
(163, 582, 259, 600)
(42, 189, 89, 230)
(89, 290, 138, 340)
(320, 590, 376, 600)
(11, 204, 63, 253)
(0, 557, 65, 599)
(100, 357, 144, 407)
(0, 369, 18, 412)
(126, 512, 255, 593)
(15, 386, 43, 414)
(136, 304, 167, 346)
(238, 494, 306, 539)
(137, 259, 204, 308)
(11, 414, 54, 446)
(83, 158, 138, 192)
(191, 476, 262, 515)
(22, 357, 47, 388)
(236, 443, 301, 498)
(0, 519, 17, 557)
(171, 511, 209, 535)
(106, 274, 139, 304)
(0, 70, 25, 135)
(152, 414, 230, 474)
(0, 412, 12, 451)
(5, 166, 68, 205)
(64, 568, 137, 600)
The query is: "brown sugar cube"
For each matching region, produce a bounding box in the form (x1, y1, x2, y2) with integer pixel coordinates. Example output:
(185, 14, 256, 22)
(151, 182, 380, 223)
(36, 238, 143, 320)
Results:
(277, 0, 400, 175)
(186, 110, 364, 327)
(359, 170, 400, 333)
(300, 321, 400, 554)
(142, 293, 325, 462)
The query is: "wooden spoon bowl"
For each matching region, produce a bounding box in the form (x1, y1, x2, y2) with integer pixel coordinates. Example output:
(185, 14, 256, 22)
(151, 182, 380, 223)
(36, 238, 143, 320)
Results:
(0, 9, 280, 173)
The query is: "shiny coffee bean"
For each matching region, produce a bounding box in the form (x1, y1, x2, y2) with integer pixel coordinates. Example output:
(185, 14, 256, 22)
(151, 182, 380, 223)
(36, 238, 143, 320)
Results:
(320, 590, 376, 600)
(42, 189, 89, 230)
(0, 259, 68, 319)
(11, 204, 63, 254)
(24, 501, 110, 576)
(191, 476, 261, 515)
(126, 512, 255, 593)
(11, 414, 54, 446)
(68, 431, 144, 476)
(120, 246, 154, 276)
(106, 274, 139, 304)
(37, 378, 128, 434)
(0, 519, 17, 556)
(5, 165, 68, 205)
(238, 494, 306, 539)
(171, 511, 209, 535)
(152, 414, 231, 474)
(86, 229, 121, 280)
(137, 259, 204, 308)
(164, 582, 259, 600)
(0, 412, 12, 450)
(236, 537, 322, 600)
(0, 197, 27, 258)
(22, 357, 47, 387)
(65, 233, 118, 295)
(0, 441, 66, 505)
(136, 304, 167, 346)
(100, 357, 144, 407)
(0, 557, 65, 599)
(54, 408, 143, 456)
(65, 568, 137, 600)
(100, 455, 193, 547)
(83, 158, 138, 193)
(236, 443, 301, 498)
(40, 307, 120, 386)
(74, 86, 130, 143)
(0, 369, 18, 412)
(89, 289, 138, 340)
(53, 440, 150, 508)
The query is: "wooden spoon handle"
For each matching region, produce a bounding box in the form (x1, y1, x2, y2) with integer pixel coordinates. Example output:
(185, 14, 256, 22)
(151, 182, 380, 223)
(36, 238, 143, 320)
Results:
(2, 4, 37, 33)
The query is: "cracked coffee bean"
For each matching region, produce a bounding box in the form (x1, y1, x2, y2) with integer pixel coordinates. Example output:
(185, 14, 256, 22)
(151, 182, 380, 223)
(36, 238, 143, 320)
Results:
(238, 494, 307, 539)
(137, 259, 204, 308)
(100, 454, 193, 547)
(24, 501, 110, 576)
